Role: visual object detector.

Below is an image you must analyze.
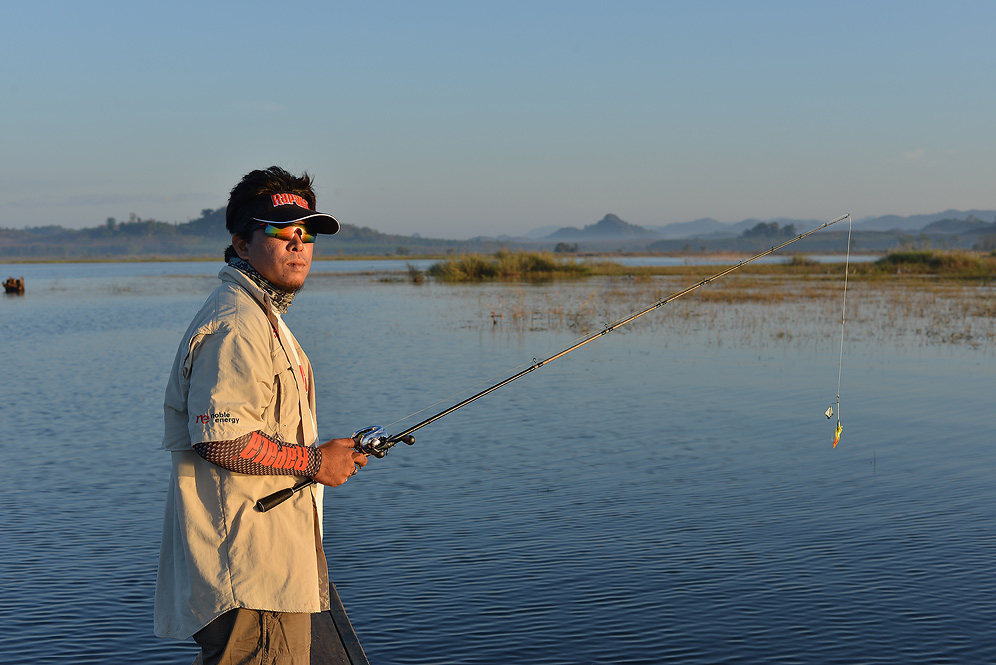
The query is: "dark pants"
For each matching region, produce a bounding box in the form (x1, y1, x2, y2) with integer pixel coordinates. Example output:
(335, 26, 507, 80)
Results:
(193, 608, 311, 665)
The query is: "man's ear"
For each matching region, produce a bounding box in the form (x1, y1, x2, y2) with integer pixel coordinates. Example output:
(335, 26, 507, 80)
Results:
(232, 234, 251, 260)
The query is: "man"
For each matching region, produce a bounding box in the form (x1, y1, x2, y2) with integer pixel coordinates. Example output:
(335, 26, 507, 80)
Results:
(155, 166, 368, 664)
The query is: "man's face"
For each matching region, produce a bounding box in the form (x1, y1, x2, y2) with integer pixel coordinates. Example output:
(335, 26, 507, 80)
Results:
(234, 226, 313, 291)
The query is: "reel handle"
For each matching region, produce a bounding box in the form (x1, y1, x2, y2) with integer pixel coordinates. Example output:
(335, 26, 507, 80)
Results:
(256, 480, 312, 512)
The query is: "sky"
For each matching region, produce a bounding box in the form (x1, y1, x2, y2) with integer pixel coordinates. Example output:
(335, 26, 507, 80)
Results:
(2, 1, 994, 239)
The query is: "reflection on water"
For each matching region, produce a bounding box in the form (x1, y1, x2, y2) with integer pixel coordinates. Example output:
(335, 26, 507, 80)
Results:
(1, 263, 993, 664)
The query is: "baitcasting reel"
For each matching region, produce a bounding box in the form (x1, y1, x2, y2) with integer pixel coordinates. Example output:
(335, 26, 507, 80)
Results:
(351, 425, 415, 458)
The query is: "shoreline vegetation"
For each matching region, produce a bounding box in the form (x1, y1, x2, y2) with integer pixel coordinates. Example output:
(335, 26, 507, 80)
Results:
(3, 249, 994, 281)
(423, 251, 994, 351)
(423, 249, 996, 282)
(475, 275, 996, 350)
(418, 250, 995, 350)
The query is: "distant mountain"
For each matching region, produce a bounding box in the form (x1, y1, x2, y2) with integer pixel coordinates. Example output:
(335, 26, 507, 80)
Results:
(538, 215, 828, 241)
(6, 205, 995, 260)
(519, 225, 562, 240)
(857, 210, 996, 232)
(0, 206, 470, 259)
(545, 214, 658, 241)
(920, 216, 996, 236)
(645, 218, 725, 238)
(527, 210, 996, 241)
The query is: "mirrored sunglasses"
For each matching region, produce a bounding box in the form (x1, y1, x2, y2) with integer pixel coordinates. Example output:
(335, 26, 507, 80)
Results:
(257, 223, 316, 243)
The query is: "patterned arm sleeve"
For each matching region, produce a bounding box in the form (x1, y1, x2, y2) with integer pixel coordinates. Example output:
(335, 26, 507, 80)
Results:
(193, 431, 322, 477)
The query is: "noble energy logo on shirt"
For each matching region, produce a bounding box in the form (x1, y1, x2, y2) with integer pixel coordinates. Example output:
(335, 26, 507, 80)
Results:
(194, 411, 240, 425)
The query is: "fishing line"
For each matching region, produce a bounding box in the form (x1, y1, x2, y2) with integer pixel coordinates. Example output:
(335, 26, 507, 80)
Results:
(257, 213, 852, 512)
(827, 214, 852, 449)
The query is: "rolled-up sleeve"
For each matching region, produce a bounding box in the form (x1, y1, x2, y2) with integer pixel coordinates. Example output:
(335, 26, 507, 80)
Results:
(186, 327, 273, 444)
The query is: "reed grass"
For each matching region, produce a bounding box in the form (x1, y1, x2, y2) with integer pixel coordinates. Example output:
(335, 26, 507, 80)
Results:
(427, 250, 594, 281)
(872, 250, 995, 277)
(406, 262, 425, 284)
(428, 249, 993, 350)
(429, 249, 994, 283)
(470, 273, 995, 350)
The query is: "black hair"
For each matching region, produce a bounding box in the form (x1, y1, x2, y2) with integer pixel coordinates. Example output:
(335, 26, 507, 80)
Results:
(223, 166, 317, 261)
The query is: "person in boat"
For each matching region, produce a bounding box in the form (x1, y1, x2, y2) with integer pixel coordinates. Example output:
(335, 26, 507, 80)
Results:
(155, 166, 368, 664)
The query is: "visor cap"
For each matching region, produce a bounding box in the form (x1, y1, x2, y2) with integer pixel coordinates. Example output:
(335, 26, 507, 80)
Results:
(236, 192, 339, 235)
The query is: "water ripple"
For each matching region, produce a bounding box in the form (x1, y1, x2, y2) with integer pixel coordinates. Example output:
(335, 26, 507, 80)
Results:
(1, 270, 994, 664)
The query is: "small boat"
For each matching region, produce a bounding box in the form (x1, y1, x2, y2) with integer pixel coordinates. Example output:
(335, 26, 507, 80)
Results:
(189, 584, 369, 665)
(311, 584, 370, 664)
(3, 277, 24, 294)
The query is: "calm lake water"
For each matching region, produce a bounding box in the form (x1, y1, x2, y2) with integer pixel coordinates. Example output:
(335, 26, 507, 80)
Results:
(0, 261, 993, 664)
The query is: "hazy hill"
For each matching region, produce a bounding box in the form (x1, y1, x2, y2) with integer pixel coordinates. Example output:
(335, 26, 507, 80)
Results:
(4, 206, 996, 260)
(531, 210, 996, 244)
(645, 218, 725, 238)
(545, 214, 658, 241)
(920, 216, 996, 236)
(0, 206, 469, 259)
(520, 225, 562, 239)
(857, 209, 996, 232)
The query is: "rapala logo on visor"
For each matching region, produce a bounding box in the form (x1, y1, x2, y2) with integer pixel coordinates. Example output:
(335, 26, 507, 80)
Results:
(271, 193, 309, 208)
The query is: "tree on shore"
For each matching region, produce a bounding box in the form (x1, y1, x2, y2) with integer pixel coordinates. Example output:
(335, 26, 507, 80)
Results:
(741, 222, 797, 239)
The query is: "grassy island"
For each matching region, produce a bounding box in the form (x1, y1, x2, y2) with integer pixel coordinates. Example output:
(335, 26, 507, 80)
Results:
(427, 250, 599, 281)
(425, 249, 996, 282)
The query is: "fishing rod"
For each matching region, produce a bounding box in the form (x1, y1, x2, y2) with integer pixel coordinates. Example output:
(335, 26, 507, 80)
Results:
(256, 213, 852, 512)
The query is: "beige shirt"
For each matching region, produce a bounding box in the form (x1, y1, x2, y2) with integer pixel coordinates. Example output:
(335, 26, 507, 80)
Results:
(155, 266, 330, 640)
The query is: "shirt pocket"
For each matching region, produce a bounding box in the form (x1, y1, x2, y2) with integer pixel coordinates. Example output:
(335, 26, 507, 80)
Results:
(270, 347, 301, 443)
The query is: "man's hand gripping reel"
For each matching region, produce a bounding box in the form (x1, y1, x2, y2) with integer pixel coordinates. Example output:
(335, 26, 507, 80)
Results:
(255, 426, 415, 512)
